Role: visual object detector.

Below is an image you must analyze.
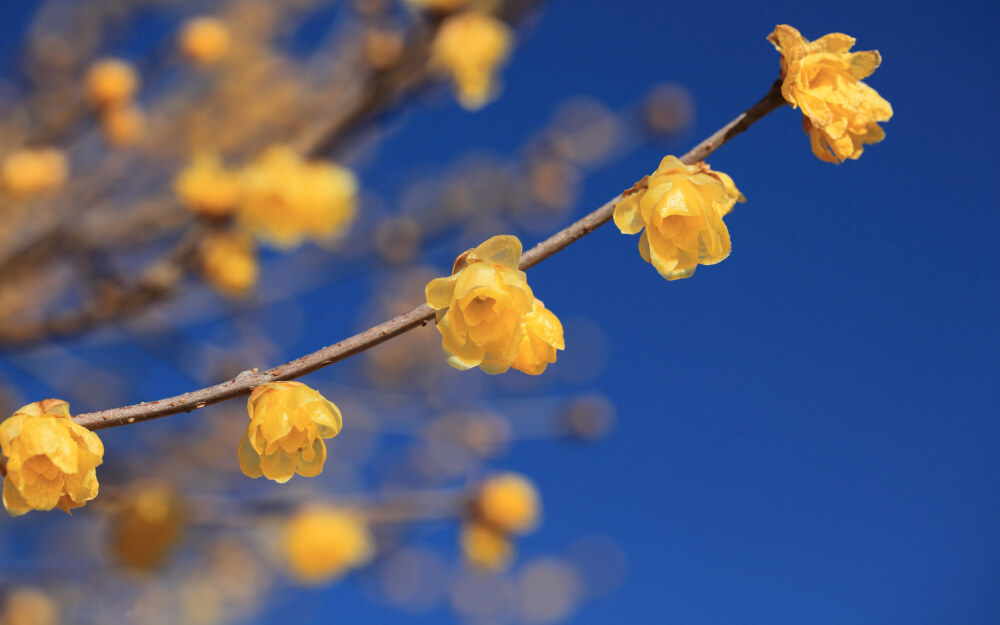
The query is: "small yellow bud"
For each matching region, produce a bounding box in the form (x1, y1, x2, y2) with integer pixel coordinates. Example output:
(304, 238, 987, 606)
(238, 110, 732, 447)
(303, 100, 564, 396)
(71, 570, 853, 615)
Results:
(174, 154, 241, 217)
(475, 472, 540, 535)
(613, 156, 744, 281)
(460, 520, 513, 571)
(179, 16, 231, 65)
(426, 235, 535, 374)
(430, 11, 512, 109)
(768, 25, 893, 163)
(283, 506, 374, 584)
(200, 231, 257, 298)
(0, 587, 58, 625)
(237, 382, 343, 483)
(238, 146, 357, 249)
(85, 58, 138, 109)
(511, 299, 564, 375)
(100, 102, 145, 147)
(110, 481, 186, 571)
(1, 148, 68, 196)
(0, 400, 104, 516)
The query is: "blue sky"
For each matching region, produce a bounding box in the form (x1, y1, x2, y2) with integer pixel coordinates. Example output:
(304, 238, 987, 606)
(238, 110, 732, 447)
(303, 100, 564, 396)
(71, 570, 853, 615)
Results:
(2, 1, 999, 624)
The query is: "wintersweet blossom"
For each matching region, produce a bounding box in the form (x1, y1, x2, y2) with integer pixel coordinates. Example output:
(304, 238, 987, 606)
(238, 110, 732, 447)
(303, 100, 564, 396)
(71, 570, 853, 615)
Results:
(174, 153, 241, 217)
(110, 481, 186, 571)
(460, 520, 513, 571)
(511, 299, 564, 375)
(179, 16, 231, 65)
(430, 11, 512, 109)
(85, 59, 138, 109)
(283, 506, 374, 584)
(238, 146, 357, 248)
(475, 472, 540, 534)
(0, 400, 104, 516)
(1, 148, 68, 196)
(768, 24, 893, 163)
(613, 156, 744, 281)
(426, 235, 535, 374)
(237, 382, 343, 483)
(200, 231, 258, 297)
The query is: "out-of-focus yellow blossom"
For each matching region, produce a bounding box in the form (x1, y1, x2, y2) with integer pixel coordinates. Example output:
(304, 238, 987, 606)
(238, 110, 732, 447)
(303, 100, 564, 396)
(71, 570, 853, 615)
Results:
(238, 146, 357, 248)
(430, 11, 512, 109)
(768, 24, 893, 163)
(460, 520, 513, 571)
(0, 148, 68, 196)
(237, 382, 343, 483)
(0, 399, 103, 516)
(179, 16, 231, 65)
(200, 232, 257, 297)
(283, 506, 374, 584)
(110, 481, 187, 571)
(101, 103, 145, 147)
(174, 154, 241, 217)
(613, 156, 744, 281)
(85, 59, 138, 109)
(511, 299, 564, 375)
(425, 235, 534, 374)
(0, 587, 58, 625)
(475, 472, 540, 534)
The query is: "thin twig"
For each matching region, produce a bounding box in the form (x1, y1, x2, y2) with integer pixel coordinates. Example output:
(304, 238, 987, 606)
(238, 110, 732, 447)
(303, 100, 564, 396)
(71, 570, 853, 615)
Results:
(73, 81, 787, 431)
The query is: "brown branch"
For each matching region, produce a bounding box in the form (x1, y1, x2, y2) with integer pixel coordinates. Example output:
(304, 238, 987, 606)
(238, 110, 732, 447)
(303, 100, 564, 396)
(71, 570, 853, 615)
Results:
(72, 81, 787, 431)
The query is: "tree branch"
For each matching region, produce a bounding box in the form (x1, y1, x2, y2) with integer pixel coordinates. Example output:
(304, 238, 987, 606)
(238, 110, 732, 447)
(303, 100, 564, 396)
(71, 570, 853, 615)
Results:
(73, 80, 787, 431)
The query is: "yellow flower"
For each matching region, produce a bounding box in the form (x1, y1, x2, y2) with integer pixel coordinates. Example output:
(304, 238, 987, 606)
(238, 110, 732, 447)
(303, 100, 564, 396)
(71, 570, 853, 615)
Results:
(200, 231, 257, 297)
(179, 16, 231, 65)
(101, 103, 145, 147)
(430, 11, 512, 109)
(768, 24, 893, 163)
(174, 153, 241, 217)
(0, 587, 58, 625)
(283, 506, 374, 584)
(0, 399, 104, 516)
(475, 472, 540, 534)
(511, 299, 564, 375)
(425, 235, 534, 374)
(237, 382, 343, 483)
(0, 148, 68, 196)
(85, 58, 138, 109)
(238, 146, 357, 249)
(613, 156, 744, 281)
(460, 520, 513, 571)
(110, 480, 186, 571)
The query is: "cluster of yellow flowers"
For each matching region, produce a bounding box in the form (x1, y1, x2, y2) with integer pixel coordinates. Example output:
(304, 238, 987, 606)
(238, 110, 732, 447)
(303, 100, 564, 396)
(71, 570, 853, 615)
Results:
(0, 148, 68, 196)
(426, 235, 564, 375)
(461, 472, 540, 570)
(0, 400, 103, 516)
(174, 146, 357, 296)
(430, 11, 512, 110)
(283, 506, 374, 584)
(85, 58, 146, 147)
(769, 25, 892, 163)
(614, 156, 744, 281)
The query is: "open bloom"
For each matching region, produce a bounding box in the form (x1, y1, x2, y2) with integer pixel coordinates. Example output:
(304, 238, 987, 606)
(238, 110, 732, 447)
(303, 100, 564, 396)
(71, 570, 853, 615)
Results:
(430, 11, 512, 109)
(174, 153, 241, 217)
(283, 506, 374, 584)
(0, 400, 104, 516)
(238, 382, 343, 483)
(426, 235, 534, 374)
(475, 472, 540, 534)
(511, 299, 564, 375)
(238, 146, 357, 248)
(769, 24, 893, 163)
(614, 156, 744, 281)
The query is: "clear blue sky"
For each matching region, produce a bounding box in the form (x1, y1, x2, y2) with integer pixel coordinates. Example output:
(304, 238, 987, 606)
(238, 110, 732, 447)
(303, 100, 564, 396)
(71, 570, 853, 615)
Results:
(1, 1, 998, 624)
